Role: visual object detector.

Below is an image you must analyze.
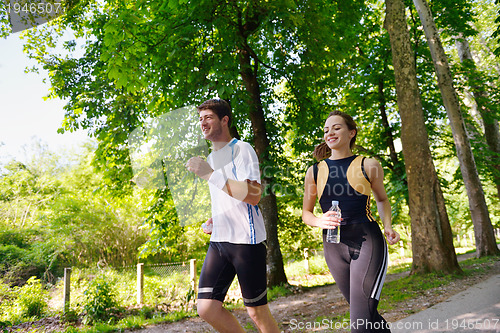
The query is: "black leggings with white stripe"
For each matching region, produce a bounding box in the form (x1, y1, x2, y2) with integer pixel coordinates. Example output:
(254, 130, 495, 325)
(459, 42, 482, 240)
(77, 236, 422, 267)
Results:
(324, 222, 391, 333)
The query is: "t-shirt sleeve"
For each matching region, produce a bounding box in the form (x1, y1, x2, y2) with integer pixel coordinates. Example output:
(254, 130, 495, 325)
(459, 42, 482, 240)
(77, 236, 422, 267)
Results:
(235, 142, 261, 183)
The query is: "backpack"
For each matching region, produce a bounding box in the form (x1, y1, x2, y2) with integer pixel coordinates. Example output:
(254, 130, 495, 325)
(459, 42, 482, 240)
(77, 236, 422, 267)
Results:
(313, 156, 371, 199)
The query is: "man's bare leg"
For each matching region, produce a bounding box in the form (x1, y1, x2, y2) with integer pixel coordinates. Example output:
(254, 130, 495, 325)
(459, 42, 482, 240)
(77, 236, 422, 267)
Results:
(246, 304, 280, 333)
(197, 299, 245, 333)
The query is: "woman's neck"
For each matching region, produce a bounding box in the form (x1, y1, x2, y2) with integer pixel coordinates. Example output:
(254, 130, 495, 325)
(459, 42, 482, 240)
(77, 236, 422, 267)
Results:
(329, 148, 354, 160)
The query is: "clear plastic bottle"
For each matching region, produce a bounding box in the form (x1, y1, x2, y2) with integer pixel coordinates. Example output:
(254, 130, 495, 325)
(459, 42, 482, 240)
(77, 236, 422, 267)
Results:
(201, 221, 213, 233)
(326, 200, 341, 243)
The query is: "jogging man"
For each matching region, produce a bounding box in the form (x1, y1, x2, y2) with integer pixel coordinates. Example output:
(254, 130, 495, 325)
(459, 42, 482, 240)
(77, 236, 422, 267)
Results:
(185, 98, 279, 333)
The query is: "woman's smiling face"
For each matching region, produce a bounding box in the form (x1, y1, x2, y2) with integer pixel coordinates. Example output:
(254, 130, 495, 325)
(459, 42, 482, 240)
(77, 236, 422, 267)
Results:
(323, 115, 356, 150)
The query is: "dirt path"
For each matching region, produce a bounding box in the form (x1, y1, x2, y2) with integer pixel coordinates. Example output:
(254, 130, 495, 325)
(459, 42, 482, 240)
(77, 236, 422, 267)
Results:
(127, 253, 498, 333)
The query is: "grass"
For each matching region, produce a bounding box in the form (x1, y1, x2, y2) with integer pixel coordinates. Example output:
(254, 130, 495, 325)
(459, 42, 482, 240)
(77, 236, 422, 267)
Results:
(285, 255, 335, 287)
(60, 309, 198, 333)
(378, 254, 499, 313)
(243, 322, 258, 332)
(386, 260, 412, 274)
(461, 254, 496, 266)
(380, 272, 456, 307)
(316, 312, 350, 323)
(267, 284, 294, 301)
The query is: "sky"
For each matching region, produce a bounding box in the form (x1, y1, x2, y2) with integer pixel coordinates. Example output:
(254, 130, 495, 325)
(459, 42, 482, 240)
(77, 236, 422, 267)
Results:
(0, 31, 88, 165)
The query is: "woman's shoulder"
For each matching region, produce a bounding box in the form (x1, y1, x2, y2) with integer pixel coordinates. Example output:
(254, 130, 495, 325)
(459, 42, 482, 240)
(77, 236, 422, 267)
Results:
(360, 156, 382, 168)
(306, 162, 317, 174)
(359, 156, 383, 179)
(305, 160, 324, 179)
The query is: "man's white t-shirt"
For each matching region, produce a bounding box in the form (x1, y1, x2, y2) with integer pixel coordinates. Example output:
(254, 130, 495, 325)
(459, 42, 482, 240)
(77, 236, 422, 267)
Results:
(207, 138, 266, 244)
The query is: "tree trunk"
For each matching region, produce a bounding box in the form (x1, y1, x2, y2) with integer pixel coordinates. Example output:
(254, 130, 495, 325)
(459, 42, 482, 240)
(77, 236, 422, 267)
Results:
(413, 0, 499, 257)
(377, 75, 408, 193)
(378, 77, 400, 168)
(384, 0, 461, 274)
(377, 74, 409, 210)
(238, 46, 288, 287)
(455, 33, 500, 201)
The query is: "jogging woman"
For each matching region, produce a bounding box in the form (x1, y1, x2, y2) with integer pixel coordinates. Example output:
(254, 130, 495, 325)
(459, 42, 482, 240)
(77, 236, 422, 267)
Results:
(302, 110, 400, 333)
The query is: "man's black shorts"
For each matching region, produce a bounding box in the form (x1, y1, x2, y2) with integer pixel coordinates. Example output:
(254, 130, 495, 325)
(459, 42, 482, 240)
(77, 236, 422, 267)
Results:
(197, 241, 268, 307)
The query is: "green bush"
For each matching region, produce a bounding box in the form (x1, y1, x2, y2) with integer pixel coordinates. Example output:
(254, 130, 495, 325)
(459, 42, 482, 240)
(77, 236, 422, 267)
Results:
(0, 230, 28, 248)
(82, 275, 118, 324)
(285, 255, 329, 278)
(16, 276, 48, 319)
(60, 308, 79, 324)
(0, 279, 15, 323)
(0, 279, 11, 302)
(277, 198, 323, 261)
(0, 240, 54, 286)
(0, 245, 28, 273)
(143, 272, 191, 309)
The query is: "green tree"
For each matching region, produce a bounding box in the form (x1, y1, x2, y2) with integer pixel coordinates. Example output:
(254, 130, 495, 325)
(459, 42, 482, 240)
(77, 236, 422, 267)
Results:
(385, 0, 461, 274)
(413, 0, 499, 256)
(444, 0, 500, 202)
(19, 0, 370, 286)
(0, 1, 10, 38)
(0, 143, 153, 283)
(493, 0, 500, 56)
(9, 0, 498, 276)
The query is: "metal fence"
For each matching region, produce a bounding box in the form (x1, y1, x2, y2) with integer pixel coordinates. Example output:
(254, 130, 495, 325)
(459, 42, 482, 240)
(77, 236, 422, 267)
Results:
(61, 259, 197, 313)
(145, 262, 191, 276)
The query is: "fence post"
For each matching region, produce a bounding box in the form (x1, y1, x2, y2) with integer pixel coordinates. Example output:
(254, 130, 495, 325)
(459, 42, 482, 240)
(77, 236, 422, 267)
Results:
(63, 267, 71, 313)
(303, 248, 310, 273)
(190, 259, 197, 296)
(137, 263, 144, 305)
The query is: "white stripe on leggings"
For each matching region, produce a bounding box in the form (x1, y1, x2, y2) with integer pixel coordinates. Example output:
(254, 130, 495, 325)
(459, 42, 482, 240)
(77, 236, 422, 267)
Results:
(371, 241, 388, 300)
(243, 289, 267, 304)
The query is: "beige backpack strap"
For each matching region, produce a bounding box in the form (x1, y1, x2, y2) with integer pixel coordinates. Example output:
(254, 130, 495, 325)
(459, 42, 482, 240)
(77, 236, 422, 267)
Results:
(316, 160, 329, 200)
(346, 155, 372, 196)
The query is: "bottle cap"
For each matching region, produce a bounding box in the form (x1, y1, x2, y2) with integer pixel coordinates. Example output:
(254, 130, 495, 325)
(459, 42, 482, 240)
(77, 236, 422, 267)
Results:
(331, 200, 339, 205)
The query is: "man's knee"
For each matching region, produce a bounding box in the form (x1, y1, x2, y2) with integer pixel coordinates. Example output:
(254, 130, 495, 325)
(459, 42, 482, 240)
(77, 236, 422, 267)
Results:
(197, 299, 222, 321)
(246, 304, 270, 323)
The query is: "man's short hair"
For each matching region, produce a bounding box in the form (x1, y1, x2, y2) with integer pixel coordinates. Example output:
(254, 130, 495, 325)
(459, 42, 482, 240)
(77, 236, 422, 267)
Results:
(197, 98, 232, 127)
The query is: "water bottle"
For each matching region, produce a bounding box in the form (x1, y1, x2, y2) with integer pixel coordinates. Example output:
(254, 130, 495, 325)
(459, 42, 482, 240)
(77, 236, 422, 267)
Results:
(326, 200, 341, 243)
(201, 221, 213, 233)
